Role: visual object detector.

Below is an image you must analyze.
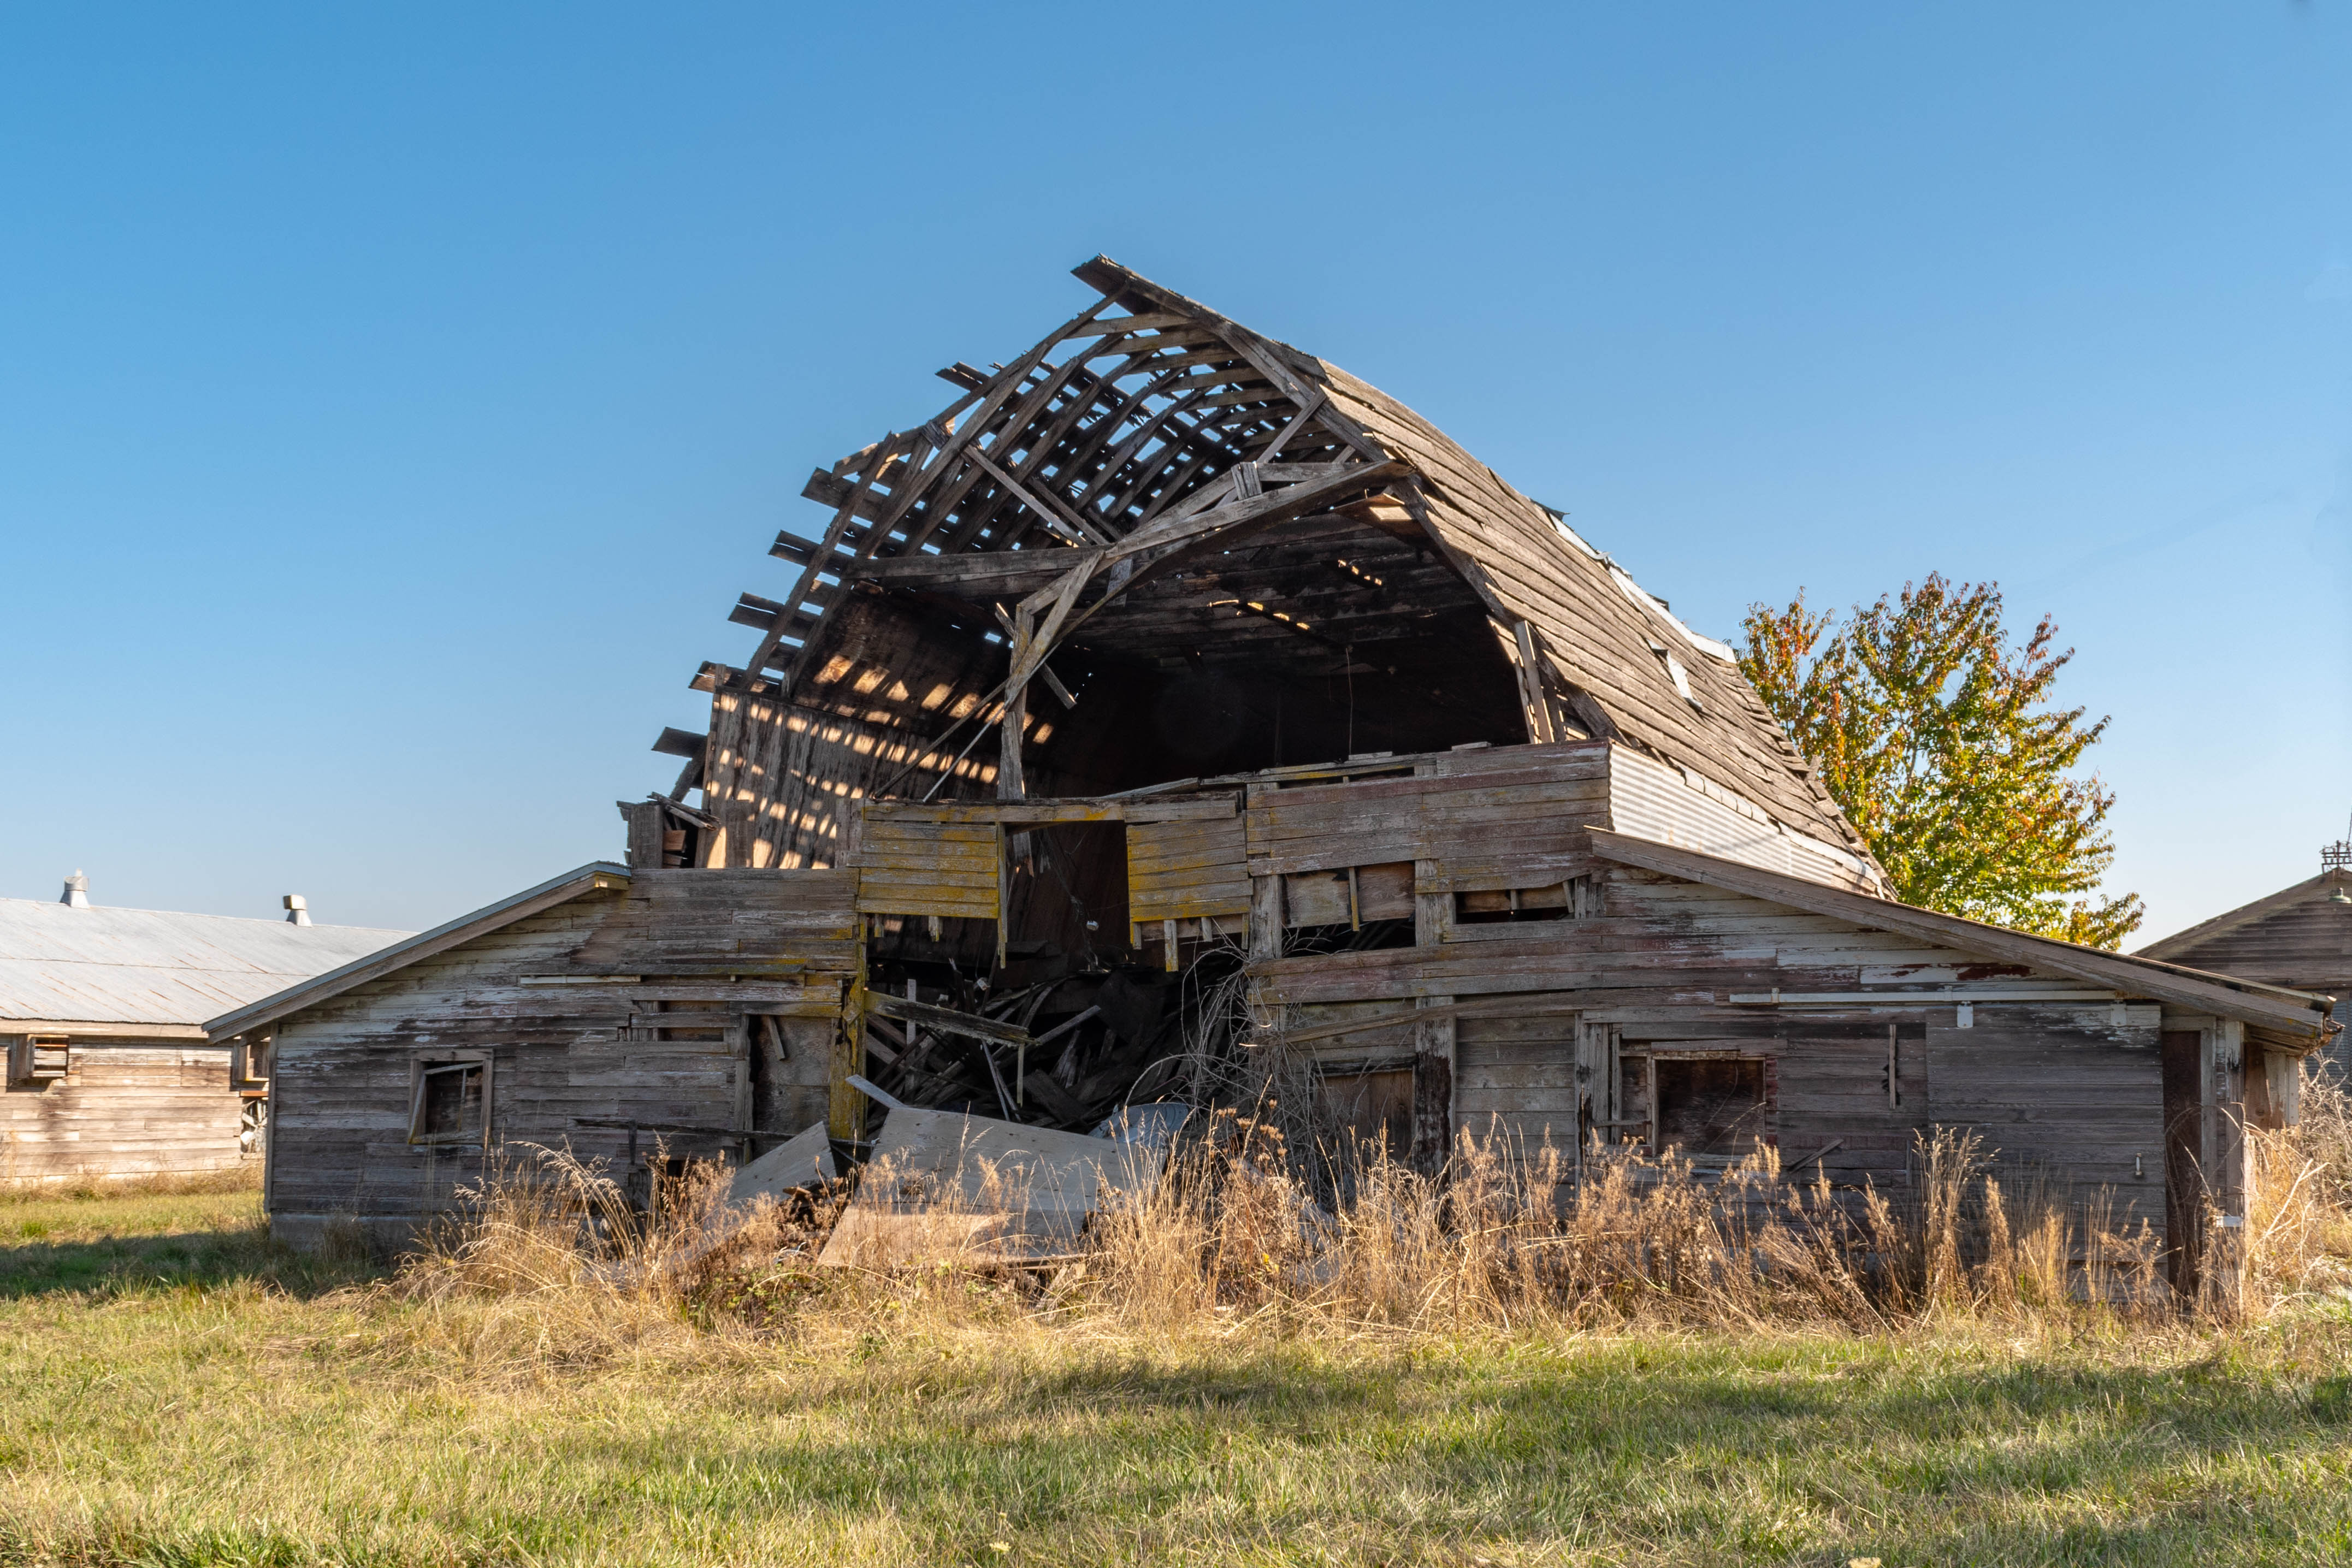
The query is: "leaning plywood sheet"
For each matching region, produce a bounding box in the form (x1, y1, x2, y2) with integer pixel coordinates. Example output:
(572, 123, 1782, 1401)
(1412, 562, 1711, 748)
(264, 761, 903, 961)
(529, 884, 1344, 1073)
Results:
(729, 1121, 839, 1205)
(818, 1109, 1169, 1267)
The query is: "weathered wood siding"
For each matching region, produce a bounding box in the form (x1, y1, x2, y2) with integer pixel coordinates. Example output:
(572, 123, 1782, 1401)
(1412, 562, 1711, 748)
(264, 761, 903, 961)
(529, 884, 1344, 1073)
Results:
(1416, 744, 1610, 892)
(1252, 856, 2172, 1234)
(1774, 1024, 1928, 1188)
(1926, 1009, 2164, 1202)
(1452, 1005, 1580, 1152)
(574, 867, 859, 974)
(1127, 812, 1250, 925)
(855, 820, 1002, 920)
(267, 872, 857, 1250)
(1, 1041, 252, 1185)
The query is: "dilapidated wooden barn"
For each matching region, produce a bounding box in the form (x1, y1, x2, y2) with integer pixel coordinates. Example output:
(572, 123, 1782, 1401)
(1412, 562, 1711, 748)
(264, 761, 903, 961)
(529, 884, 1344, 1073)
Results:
(3, 877, 405, 1186)
(236, 258, 2339, 1286)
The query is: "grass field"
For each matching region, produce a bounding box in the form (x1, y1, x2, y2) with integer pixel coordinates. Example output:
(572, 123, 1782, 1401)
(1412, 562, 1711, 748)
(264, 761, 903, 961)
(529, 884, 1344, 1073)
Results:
(2, 1181, 2351, 1566)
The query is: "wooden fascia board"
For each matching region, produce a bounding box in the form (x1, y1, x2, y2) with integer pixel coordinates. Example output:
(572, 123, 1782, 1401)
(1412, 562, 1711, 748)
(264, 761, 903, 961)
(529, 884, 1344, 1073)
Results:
(865, 794, 1237, 826)
(1585, 828, 2332, 1036)
(0, 1020, 214, 1040)
(2134, 873, 2336, 963)
(202, 863, 633, 1040)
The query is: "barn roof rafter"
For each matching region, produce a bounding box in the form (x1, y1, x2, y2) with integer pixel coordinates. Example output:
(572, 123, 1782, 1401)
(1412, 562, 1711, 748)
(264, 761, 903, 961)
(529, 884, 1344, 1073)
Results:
(687, 256, 1876, 862)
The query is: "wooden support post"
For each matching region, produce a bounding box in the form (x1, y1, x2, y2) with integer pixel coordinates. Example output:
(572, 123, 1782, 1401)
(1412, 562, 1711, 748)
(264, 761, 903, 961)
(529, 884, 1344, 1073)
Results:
(731, 1010, 754, 1147)
(998, 610, 1031, 803)
(1573, 1019, 1611, 1179)
(995, 824, 1009, 967)
(829, 980, 867, 1147)
(1409, 994, 1457, 1176)
(2206, 1019, 2247, 1312)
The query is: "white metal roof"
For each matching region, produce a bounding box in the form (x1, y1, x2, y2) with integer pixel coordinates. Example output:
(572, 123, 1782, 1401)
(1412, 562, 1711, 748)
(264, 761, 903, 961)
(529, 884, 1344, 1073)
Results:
(0, 896, 412, 1028)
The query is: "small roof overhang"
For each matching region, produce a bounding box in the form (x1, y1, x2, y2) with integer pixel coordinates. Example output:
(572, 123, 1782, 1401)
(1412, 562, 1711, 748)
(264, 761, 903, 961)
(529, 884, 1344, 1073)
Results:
(1587, 829, 2339, 1043)
(203, 863, 630, 1041)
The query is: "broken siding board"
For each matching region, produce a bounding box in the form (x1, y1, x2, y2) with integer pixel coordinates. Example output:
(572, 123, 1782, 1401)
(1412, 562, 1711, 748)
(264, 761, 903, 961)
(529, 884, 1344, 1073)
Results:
(1127, 812, 1250, 922)
(855, 821, 1003, 920)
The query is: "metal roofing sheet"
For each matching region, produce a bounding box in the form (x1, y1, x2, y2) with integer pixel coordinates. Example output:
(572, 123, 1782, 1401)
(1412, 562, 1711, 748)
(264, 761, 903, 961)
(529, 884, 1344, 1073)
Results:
(0, 897, 412, 1027)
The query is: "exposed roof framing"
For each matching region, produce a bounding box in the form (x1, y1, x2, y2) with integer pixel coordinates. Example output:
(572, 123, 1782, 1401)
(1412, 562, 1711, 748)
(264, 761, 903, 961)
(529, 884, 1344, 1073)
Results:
(701, 256, 1872, 856)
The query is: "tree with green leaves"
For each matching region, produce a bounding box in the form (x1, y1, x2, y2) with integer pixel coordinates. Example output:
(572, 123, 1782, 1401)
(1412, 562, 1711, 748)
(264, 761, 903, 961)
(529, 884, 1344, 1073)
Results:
(1740, 573, 2143, 949)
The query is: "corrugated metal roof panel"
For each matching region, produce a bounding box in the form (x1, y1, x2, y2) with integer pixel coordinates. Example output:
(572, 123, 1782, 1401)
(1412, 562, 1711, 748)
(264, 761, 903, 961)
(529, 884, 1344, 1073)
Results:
(0, 897, 411, 1027)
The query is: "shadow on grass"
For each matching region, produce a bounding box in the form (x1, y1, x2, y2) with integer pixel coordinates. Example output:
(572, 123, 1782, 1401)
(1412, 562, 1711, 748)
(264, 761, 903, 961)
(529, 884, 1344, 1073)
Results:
(564, 1343, 2352, 1564)
(0, 1221, 379, 1299)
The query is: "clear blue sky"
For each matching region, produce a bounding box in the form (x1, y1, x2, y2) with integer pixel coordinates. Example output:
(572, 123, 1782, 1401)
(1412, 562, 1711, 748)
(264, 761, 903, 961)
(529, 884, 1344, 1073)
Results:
(2, 3, 2345, 943)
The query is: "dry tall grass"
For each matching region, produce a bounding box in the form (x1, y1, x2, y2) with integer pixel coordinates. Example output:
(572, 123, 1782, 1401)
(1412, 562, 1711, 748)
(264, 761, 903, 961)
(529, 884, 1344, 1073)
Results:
(388, 1076, 2352, 1363)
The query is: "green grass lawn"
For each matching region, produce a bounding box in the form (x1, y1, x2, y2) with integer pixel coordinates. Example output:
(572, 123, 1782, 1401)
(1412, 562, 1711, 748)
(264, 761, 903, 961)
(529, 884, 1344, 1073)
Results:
(1, 1187, 2349, 1566)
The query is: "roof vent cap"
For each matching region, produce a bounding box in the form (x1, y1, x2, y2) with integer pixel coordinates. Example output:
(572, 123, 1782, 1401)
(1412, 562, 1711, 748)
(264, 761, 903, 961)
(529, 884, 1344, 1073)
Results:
(60, 871, 88, 909)
(283, 894, 311, 927)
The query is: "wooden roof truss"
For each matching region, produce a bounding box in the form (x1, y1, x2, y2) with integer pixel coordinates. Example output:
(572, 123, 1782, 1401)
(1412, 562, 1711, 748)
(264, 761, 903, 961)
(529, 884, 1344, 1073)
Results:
(689, 256, 1875, 857)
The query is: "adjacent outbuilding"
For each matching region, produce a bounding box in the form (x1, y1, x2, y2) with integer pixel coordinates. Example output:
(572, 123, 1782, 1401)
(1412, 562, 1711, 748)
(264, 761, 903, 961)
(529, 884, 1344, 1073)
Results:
(205, 863, 858, 1252)
(2136, 838, 2352, 1080)
(2, 875, 405, 1186)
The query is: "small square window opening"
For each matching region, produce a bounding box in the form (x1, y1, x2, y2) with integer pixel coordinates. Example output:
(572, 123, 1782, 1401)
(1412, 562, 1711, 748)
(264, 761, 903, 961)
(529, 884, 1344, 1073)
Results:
(410, 1061, 487, 1146)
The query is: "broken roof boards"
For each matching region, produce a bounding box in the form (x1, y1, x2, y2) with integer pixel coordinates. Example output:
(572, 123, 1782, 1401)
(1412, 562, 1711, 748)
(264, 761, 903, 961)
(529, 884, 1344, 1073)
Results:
(665, 256, 1875, 886)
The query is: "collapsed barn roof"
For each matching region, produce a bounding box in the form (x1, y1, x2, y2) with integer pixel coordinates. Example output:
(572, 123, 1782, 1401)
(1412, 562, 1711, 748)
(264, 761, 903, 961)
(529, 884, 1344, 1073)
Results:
(674, 256, 1876, 878)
